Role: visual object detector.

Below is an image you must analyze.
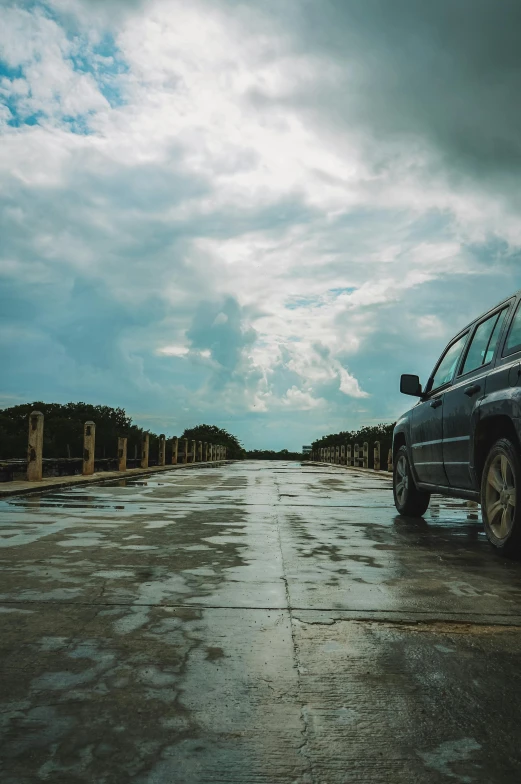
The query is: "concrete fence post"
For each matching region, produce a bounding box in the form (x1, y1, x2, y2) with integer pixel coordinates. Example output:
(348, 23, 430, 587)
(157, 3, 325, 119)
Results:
(374, 441, 381, 471)
(347, 445, 352, 467)
(118, 436, 127, 472)
(363, 442, 369, 469)
(27, 410, 44, 481)
(171, 437, 178, 465)
(140, 431, 149, 469)
(83, 421, 96, 476)
(191, 440, 197, 463)
(388, 449, 393, 472)
(354, 443, 359, 467)
(158, 434, 166, 467)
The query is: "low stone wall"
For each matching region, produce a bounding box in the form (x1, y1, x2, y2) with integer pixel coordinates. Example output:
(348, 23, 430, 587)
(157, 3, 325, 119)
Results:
(310, 440, 393, 473)
(1, 411, 229, 484)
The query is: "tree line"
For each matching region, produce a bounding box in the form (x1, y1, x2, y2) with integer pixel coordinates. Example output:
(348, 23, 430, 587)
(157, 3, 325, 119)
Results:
(246, 449, 305, 460)
(0, 402, 246, 461)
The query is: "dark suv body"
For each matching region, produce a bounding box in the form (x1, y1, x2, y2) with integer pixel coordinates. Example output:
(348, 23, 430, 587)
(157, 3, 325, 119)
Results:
(393, 289, 521, 555)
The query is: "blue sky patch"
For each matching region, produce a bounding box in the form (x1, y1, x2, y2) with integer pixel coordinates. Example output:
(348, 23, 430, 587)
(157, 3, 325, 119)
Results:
(0, 61, 23, 80)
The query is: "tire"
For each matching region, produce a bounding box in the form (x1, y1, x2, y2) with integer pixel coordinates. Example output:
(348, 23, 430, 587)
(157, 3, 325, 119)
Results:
(481, 438, 521, 558)
(393, 445, 431, 516)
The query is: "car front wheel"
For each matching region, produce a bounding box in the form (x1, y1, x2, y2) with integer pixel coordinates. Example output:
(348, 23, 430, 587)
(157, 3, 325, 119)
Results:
(481, 438, 521, 558)
(393, 445, 430, 517)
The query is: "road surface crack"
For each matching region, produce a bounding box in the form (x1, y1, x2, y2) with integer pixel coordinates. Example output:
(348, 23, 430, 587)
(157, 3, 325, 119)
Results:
(274, 502, 315, 784)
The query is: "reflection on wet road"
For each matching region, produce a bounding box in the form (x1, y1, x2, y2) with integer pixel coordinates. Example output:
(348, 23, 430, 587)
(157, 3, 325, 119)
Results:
(1, 461, 521, 782)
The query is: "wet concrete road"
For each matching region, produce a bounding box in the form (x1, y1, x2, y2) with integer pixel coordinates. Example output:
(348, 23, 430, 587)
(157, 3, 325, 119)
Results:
(1, 461, 521, 783)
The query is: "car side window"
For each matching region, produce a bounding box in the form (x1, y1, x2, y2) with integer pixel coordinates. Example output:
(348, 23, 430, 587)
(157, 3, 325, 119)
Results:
(504, 300, 521, 357)
(430, 333, 469, 392)
(460, 308, 508, 375)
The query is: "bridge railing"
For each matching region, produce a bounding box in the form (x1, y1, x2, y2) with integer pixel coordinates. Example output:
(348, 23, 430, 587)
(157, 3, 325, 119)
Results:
(309, 440, 393, 473)
(1, 411, 228, 483)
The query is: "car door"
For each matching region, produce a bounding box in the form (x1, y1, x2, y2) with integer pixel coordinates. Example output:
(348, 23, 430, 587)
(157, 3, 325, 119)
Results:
(442, 306, 511, 489)
(410, 332, 469, 487)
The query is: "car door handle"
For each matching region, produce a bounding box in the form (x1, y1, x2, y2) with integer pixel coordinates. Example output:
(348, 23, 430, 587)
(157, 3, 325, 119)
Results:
(430, 398, 442, 409)
(464, 384, 481, 397)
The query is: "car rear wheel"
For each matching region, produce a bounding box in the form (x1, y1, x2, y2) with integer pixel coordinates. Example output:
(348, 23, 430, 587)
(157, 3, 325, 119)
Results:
(481, 438, 521, 557)
(393, 445, 431, 516)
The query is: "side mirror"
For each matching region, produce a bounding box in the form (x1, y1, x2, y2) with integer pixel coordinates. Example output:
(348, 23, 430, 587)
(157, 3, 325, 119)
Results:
(400, 374, 423, 397)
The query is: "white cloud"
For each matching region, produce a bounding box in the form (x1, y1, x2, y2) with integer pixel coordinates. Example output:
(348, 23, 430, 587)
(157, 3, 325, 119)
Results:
(282, 386, 324, 410)
(337, 365, 368, 398)
(156, 345, 189, 357)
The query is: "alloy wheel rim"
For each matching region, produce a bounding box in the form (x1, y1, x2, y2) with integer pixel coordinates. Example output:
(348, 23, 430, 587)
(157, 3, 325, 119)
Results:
(395, 455, 409, 505)
(485, 454, 516, 540)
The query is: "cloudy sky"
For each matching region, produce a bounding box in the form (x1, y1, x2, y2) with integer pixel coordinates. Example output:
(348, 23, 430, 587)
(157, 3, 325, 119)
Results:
(1, 0, 521, 449)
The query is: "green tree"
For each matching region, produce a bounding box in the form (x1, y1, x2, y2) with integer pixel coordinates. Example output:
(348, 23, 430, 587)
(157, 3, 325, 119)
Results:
(181, 424, 245, 460)
(0, 404, 245, 463)
(0, 402, 155, 460)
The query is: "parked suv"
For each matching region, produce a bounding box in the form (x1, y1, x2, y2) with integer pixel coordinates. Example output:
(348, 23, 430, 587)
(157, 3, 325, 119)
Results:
(393, 290, 521, 556)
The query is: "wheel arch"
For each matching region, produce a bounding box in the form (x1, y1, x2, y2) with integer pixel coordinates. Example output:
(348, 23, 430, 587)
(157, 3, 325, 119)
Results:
(393, 430, 407, 457)
(474, 414, 521, 487)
